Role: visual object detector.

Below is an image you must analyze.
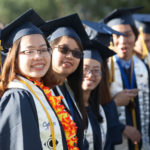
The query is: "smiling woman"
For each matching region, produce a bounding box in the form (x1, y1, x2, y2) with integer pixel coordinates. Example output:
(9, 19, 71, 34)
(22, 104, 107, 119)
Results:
(81, 39, 116, 150)
(18, 34, 51, 82)
(50, 36, 82, 77)
(40, 13, 90, 150)
(0, 9, 72, 150)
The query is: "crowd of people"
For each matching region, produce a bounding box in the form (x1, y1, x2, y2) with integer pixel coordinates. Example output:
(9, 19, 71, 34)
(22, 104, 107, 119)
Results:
(0, 6, 150, 150)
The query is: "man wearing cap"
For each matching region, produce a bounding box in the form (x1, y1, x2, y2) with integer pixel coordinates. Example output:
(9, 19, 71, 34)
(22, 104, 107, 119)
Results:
(104, 7, 150, 150)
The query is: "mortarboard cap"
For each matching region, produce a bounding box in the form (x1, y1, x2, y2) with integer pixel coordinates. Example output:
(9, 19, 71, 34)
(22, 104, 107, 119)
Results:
(84, 39, 116, 63)
(40, 13, 89, 49)
(1, 8, 45, 50)
(133, 13, 150, 34)
(83, 20, 125, 46)
(104, 7, 143, 40)
(104, 6, 143, 27)
(83, 20, 125, 35)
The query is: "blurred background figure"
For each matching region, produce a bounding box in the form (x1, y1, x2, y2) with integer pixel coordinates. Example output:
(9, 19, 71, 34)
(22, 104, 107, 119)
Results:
(133, 13, 150, 69)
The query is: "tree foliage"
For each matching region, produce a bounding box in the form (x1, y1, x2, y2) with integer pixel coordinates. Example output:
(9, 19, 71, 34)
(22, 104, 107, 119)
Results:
(0, 0, 150, 25)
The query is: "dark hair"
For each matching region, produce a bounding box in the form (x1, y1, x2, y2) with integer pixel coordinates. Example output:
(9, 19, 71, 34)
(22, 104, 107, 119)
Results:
(89, 61, 112, 123)
(50, 36, 88, 129)
(0, 34, 58, 95)
(131, 25, 139, 41)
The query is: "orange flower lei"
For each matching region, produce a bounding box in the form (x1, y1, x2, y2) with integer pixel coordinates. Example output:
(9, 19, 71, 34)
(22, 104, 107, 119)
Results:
(28, 78, 79, 150)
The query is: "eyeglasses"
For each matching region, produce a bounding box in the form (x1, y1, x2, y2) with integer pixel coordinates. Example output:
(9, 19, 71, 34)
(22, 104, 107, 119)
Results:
(19, 48, 50, 57)
(83, 68, 102, 77)
(54, 45, 83, 59)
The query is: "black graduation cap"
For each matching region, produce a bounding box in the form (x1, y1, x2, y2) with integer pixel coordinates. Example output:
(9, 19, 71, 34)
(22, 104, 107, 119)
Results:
(40, 13, 89, 49)
(1, 8, 45, 50)
(104, 6, 143, 27)
(83, 20, 125, 46)
(83, 20, 125, 35)
(133, 13, 150, 33)
(84, 39, 116, 62)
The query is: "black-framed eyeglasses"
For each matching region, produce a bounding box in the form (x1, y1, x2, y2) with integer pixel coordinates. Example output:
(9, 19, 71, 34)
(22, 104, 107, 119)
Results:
(19, 48, 50, 57)
(54, 45, 83, 59)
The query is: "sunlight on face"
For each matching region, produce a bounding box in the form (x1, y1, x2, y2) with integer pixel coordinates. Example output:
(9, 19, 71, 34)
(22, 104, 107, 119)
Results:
(18, 34, 51, 81)
(82, 58, 102, 91)
(112, 24, 136, 61)
(51, 36, 81, 77)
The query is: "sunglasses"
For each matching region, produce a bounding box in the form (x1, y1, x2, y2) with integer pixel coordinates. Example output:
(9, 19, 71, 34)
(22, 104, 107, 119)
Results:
(55, 45, 83, 59)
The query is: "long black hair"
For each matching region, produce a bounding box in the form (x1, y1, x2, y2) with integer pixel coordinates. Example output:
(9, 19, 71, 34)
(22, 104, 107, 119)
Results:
(50, 36, 88, 129)
(89, 61, 112, 123)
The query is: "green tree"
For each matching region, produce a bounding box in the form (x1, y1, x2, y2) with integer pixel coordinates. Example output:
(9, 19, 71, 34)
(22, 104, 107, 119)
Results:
(0, 0, 150, 25)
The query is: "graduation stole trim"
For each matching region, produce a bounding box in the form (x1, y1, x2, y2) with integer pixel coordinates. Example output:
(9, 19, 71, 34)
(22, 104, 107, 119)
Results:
(19, 78, 57, 150)
(115, 56, 139, 150)
(28, 78, 79, 150)
(51, 81, 82, 119)
(64, 81, 82, 118)
(110, 56, 150, 149)
(99, 105, 107, 150)
(8, 76, 66, 149)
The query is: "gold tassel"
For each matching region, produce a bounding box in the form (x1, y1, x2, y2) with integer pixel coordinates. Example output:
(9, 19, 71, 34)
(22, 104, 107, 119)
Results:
(109, 41, 115, 83)
(139, 27, 149, 60)
(130, 57, 139, 150)
(109, 41, 114, 51)
(109, 56, 115, 83)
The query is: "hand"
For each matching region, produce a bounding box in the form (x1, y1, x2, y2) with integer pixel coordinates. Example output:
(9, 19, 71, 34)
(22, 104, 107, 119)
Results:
(123, 125, 141, 144)
(113, 89, 138, 106)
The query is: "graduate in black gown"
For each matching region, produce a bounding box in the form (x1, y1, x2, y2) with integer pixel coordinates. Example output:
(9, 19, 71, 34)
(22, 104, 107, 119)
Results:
(104, 7, 150, 150)
(82, 39, 117, 150)
(40, 14, 90, 150)
(0, 9, 78, 150)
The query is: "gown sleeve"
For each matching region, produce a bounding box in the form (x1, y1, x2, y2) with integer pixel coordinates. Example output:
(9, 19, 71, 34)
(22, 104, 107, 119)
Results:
(103, 100, 124, 149)
(0, 88, 43, 150)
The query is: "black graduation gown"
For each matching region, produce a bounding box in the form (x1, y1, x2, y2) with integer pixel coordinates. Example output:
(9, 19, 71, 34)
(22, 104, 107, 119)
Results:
(52, 84, 84, 150)
(0, 88, 68, 150)
(103, 101, 123, 150)
(85, 106, 102, 150)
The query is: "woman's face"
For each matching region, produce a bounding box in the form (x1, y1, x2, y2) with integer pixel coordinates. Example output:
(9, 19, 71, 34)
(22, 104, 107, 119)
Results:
(82, 58, 102, 91)
(51, 36, 81, 77)
(112, 24, 136, 61)
(18, 34, 51, 81)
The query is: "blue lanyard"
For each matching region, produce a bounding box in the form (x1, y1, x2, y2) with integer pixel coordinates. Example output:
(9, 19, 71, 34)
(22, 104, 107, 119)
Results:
(64, 86, 74, 118)
(115, 56, 135, 89)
